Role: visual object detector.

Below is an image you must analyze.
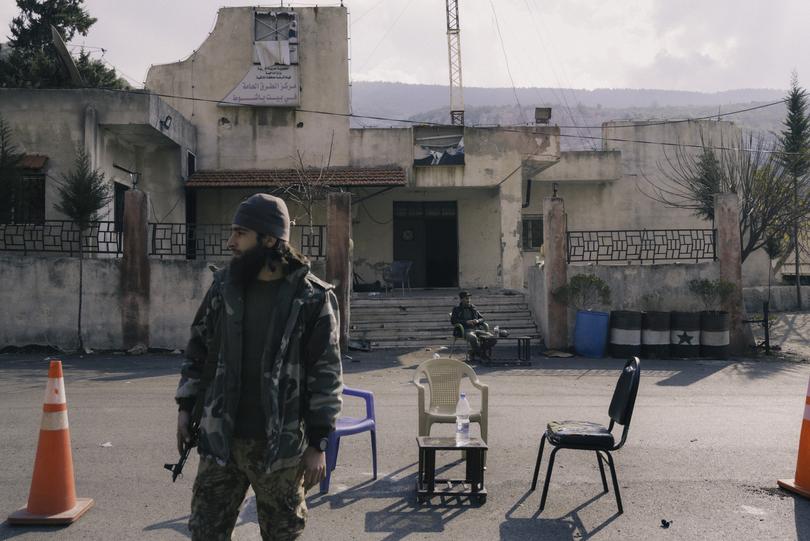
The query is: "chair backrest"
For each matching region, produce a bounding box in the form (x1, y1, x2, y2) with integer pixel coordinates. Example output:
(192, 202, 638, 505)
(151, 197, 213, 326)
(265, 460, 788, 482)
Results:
(386, 260, 412, 282)
(608, 357, 641, 426)
(414, 358, 477, 412)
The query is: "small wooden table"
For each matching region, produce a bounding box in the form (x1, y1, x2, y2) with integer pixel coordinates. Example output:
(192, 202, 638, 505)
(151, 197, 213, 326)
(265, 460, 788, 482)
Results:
(416, 436, 488, 504)
(478, 336, 533, 367)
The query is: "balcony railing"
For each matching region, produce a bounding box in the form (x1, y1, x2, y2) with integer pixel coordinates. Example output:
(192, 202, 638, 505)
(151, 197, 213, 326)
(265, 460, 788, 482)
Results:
(567, 229, 716, 264)
(0, 222, 327, 261)
(0, 221, 122, 256)
(149, 223, 327, 260)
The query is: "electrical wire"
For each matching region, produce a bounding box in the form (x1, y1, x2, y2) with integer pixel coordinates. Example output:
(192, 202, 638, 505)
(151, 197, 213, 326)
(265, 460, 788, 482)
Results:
(523, 0, 597, 150)
(360, 198, 393, 225)
(85, 87, 796, 155)
(488, 0, 527, 125)
(351, 0, 388, 25)
(355, 0, 414, 73)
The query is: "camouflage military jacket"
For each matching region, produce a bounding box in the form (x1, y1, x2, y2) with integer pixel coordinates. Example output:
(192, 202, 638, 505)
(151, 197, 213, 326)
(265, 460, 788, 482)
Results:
(176, 262, 343, 472)
(450, 304, 484, 330)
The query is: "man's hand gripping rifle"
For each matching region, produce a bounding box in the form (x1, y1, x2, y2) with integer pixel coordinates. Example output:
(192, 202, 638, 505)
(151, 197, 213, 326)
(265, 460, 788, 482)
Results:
(164, 397, 203, 482)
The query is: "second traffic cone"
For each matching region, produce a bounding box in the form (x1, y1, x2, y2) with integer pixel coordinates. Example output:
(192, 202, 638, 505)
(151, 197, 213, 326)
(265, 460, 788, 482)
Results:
(7, 360, 93, 525)
(778, 375, 810, 498)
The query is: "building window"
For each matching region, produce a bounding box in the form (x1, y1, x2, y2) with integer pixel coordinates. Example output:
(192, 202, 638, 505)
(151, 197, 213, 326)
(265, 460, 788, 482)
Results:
(522, 216, 543, 251)
(113, 182, 129, 232)
(187, 151, 196, 178)
(1, 174, 45, 223)
(394, 201, 457, 218)
(254, 11, 299, 65)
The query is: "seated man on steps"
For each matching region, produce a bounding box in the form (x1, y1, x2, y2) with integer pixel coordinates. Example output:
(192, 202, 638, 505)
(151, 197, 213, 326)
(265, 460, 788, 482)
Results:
(451, 291, 497, 360)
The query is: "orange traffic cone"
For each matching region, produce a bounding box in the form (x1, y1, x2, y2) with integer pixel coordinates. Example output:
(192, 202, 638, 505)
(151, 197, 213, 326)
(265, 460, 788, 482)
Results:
(7, 360, 93, 525)
(779, 375, 810, 498)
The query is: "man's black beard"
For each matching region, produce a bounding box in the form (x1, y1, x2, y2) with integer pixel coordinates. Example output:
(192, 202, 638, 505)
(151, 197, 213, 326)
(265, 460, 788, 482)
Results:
(229, 243, 284, 285)
(229, 243, 268, 285)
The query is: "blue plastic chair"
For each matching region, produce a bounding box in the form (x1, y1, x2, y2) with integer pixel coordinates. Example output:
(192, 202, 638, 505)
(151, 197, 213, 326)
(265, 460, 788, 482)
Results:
(320, 386, 378, 493)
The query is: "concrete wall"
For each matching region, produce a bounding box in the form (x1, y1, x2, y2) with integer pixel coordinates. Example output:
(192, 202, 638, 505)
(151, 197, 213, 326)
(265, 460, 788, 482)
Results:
(522, 120, 771, 286)
(350, 186, 501, 288)
(146, 6, 350, 171)
(743, 285, 810, 313)
(0, 253, 329, 350)
(531, 150, 622, 183)
(527, 261, 722, 347)
(0, 89, 195, 224)
(349, 128, 413, 170)
(348, 125, 559, 289)
(527, 262, 548, 342)
(0, 255, 123, 350)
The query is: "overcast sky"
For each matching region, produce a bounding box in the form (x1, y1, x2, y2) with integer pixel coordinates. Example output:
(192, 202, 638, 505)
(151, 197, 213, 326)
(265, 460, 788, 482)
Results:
(0, 0, 807, 92)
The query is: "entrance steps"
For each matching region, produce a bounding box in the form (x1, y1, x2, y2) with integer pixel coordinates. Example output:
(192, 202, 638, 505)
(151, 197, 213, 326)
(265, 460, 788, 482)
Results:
(349, 289, 540, 349)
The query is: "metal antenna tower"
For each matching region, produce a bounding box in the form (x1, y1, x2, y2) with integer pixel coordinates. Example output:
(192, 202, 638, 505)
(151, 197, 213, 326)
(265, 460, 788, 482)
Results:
(446, 0, 464, 125)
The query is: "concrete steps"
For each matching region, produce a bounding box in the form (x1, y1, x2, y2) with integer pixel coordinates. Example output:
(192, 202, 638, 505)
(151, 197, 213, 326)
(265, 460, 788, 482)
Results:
(350, 290, 540, 349)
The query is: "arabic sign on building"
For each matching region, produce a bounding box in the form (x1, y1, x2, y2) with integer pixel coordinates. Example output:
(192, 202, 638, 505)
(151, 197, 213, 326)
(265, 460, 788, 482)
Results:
(220, 64, 300, 107)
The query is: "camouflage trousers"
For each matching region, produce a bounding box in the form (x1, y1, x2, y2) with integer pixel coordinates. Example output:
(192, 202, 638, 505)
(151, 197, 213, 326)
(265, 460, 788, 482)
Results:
(466, 330, 496, 356)
(189, 438, 307, 541)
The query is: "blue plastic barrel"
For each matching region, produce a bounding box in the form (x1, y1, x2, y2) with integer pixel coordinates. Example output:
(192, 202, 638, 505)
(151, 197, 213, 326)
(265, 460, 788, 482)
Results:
(574, 310, 610, 358)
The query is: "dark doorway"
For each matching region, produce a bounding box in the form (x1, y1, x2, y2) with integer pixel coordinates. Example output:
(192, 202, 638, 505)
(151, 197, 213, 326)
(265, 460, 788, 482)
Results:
(393, 201, 458, 288)
(185, 189, 198, 260)
(113, 182, 129, 232)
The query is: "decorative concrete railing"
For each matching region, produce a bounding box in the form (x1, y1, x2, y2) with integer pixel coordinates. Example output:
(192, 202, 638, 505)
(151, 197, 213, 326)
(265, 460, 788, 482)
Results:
(148, 223, 327, 260)
(567, 229, 716, 264)
(0, 222, 326, 261)
(0, 221, 122, 256)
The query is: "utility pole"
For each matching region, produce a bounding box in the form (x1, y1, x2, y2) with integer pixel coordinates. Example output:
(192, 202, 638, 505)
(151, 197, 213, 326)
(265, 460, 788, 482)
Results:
(446, 0, 464, 126)
(795, 174, 802, 310)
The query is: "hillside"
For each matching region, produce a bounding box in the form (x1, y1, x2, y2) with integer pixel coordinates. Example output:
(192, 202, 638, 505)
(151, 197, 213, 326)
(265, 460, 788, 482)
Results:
(350, 82, 788, 150)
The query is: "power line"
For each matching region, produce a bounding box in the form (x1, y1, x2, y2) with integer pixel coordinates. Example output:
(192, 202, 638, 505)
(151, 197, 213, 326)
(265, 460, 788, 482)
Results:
(88, 86, 796, 155)
(488, 0, 527, 125)
(355, 0, 414, 73)
(523, 0, 596, 150)
(351, 0, 388, 25)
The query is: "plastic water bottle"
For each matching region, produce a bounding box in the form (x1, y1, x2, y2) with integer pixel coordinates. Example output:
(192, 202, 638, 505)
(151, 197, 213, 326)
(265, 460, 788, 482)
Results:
(456, 392, 471, 443)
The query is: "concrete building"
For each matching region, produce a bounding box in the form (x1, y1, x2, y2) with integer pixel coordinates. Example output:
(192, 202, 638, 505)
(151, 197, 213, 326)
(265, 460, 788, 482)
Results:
(0, 88, 196, 228)
(1, 5, 770, 293)
(145, 6, 560, 290)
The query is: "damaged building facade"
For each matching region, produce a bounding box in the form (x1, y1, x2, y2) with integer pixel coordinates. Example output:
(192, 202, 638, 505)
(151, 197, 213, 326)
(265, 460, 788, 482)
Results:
(1, 5, 771, 303)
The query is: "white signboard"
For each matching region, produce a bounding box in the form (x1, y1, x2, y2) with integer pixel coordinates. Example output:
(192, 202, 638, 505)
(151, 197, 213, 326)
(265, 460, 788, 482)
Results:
(220, 65, 300, 107)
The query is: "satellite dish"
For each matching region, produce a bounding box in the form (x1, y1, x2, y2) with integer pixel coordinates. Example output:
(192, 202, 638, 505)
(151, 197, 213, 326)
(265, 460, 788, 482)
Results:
(50, 25, 84, 86)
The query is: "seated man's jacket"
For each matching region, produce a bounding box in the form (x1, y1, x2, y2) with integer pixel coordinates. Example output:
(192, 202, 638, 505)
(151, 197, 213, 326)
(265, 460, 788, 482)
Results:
(451, 303, 485, 330)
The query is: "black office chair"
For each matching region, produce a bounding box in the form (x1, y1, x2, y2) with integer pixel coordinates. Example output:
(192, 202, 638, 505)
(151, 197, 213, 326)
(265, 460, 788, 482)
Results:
(530, 357, 641, 514)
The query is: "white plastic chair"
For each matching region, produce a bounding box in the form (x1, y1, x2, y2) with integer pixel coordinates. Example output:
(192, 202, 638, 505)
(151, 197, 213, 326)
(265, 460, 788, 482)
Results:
(412, 358, 488, 442)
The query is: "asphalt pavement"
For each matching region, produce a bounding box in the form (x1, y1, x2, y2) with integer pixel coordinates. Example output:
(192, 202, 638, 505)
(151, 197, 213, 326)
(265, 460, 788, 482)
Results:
(1, 345, 810, 540)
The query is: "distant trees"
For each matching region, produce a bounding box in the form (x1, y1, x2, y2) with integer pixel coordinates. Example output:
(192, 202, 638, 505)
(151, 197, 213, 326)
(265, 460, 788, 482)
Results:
(0, 0, 128, 89)
(778, 72, 810, 306)
(0, 114, 23, 221)
(643, 130, 808, 264)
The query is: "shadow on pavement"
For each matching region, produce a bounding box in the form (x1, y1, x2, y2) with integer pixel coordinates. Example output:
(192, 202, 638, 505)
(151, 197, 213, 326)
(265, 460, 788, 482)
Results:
(305, 459, 478, 541)
(143, 514, 191, 537)
(502, 489, 620, 540)
(795, 493, 810, 540)
(0, 353, 183, 382)
(0, 522, 71, 540)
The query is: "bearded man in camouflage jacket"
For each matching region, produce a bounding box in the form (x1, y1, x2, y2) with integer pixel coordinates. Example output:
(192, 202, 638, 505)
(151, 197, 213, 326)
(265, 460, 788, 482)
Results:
(175, 193, 343, 540)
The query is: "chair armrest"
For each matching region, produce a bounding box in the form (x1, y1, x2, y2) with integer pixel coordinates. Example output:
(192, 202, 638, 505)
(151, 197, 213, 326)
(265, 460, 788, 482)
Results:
(480, 322, 490, 332)
(343, 386, 375, 419)
(470, 379, 489, 415)
(453, 323, 464, 338)
(412, 375, 427, 412)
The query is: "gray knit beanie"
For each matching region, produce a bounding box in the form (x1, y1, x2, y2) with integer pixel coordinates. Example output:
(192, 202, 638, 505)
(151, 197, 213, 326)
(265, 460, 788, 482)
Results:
(232, 194, 291, 241)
